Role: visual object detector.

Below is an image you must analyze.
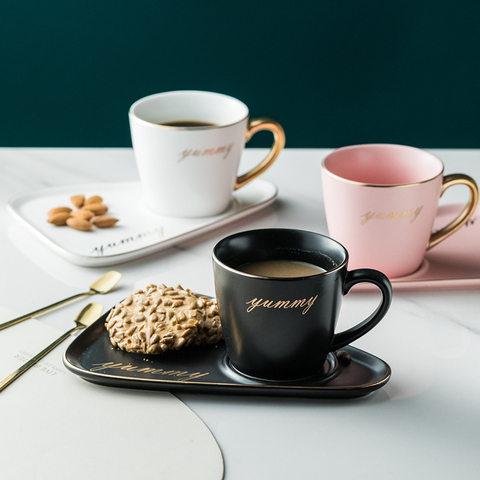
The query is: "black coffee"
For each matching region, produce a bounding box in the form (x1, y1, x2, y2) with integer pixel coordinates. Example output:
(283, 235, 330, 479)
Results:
(160, 120, 216, 127)
(237, 260, 326, 278)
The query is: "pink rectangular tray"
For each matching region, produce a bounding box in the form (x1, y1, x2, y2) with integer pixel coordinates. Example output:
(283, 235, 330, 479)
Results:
(354, 204, 479, 291)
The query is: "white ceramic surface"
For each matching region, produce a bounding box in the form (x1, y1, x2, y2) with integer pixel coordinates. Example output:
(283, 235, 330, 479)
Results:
(129, 91, 283, 217)
(7, 179, 277, 266)
(1, 147, 480, 480)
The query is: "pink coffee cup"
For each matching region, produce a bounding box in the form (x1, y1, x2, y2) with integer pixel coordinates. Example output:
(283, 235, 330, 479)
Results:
(321, 144, 479, 278)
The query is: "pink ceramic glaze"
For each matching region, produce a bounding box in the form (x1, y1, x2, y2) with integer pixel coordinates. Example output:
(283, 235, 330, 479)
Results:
(321, 144, 478, 278)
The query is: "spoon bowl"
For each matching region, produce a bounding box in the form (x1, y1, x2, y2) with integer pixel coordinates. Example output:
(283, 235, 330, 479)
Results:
(89, 270, 122, 295)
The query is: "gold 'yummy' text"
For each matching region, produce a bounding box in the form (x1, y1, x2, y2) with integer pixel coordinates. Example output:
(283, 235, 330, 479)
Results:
(245, 296, 318, 315)
(178, 143, 234, 162)
(360, 206, 423, 225)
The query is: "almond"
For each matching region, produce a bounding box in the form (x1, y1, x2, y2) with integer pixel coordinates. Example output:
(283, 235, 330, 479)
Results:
(82, 203, 108, 215)
(71, 209, 95, 220)
(85, 195, 103, 205)
(48, 211, 71, 226)
(71, 194, 85, 208)
(48, 207, 72, 216)
(91, 215, 119, 228)
(66, 217, 92, 231)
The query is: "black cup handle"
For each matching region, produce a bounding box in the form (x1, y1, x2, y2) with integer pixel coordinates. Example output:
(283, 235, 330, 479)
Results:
(330, 269, 392, 351)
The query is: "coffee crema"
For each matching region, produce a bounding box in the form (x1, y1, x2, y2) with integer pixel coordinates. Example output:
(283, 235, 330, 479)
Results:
(237, 260, 326, 278)
(159, 120, 216, 127)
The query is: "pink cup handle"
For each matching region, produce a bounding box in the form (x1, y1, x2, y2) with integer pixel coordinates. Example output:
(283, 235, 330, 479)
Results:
(330, 269, 392, 351)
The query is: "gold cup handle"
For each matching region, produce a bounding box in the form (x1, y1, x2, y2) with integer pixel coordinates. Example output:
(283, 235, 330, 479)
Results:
(235, 118, 285, 190)
(427, 173, 479, 250)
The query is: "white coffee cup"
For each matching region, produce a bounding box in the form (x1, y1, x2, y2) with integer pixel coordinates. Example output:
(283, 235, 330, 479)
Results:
(129, 90, 285, 217)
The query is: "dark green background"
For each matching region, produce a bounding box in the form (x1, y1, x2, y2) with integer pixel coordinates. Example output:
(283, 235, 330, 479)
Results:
(1, 1, 479, 148)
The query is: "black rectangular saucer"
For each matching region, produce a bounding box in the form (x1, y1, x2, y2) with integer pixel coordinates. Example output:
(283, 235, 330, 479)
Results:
(64, 310, 391, 399)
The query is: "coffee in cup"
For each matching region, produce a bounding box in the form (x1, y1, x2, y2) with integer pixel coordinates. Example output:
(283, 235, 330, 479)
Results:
(237, 259, 327, 277)
(129, 90, 285, 217)
(213, 229, 392, 381)
(159, 120, 216, 127)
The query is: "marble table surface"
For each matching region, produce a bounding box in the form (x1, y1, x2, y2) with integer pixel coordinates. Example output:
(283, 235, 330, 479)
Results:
(1, 147, 479, 479)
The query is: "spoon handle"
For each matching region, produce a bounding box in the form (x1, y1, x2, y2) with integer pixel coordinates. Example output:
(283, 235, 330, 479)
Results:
(0, 325, 81, 393)
(0, 292, 90, 331)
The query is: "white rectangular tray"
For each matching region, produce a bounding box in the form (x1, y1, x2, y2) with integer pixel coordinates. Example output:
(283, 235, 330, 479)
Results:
(7, 180, 277, 267)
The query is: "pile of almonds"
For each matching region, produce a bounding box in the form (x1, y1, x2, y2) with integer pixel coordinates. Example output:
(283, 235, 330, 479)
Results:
(47, 194, 119, 231)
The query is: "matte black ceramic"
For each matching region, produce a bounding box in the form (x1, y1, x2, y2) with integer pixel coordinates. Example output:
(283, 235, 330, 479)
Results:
(212, 228, 392, 381)
(63, 310, 392, 399)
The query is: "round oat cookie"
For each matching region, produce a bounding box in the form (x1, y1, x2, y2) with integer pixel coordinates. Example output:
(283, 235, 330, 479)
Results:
(105, 284, 222, 354)
(193, 296, 223, 346)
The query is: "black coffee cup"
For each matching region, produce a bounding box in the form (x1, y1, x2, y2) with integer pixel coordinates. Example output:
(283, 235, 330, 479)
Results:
(212, 229, 392, 381)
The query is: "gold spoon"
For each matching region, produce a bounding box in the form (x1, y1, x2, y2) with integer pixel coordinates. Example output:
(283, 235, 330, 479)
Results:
(0, 302, 104, 393)
(0, 271, 120, 331)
